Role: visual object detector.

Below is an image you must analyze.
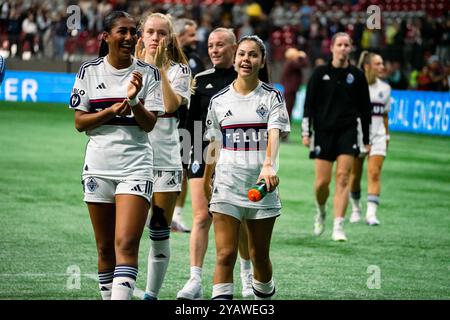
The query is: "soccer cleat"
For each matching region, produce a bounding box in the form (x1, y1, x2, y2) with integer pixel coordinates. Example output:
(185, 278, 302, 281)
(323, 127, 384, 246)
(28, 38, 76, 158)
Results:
(349, 210, 361, 223)
(241, 272, 254, 299)
(313, 213, 326, 236)
(332, 219, 347, 241)
(176, 277, 203, 300)
(366, 215, 380, 226)
(171, 220, 191, 233)
(143, 292, 157, 300)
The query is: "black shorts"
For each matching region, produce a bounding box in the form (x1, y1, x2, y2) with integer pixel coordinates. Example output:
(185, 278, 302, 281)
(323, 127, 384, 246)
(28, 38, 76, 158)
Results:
(187, 141, 209, 179)
(309, 125, 359, 161)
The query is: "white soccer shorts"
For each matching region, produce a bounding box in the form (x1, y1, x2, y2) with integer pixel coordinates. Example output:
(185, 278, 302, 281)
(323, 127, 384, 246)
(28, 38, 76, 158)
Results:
(83, 176, 153, 204)
(209, 202, 280, 222)
(153, 170, 183, 193)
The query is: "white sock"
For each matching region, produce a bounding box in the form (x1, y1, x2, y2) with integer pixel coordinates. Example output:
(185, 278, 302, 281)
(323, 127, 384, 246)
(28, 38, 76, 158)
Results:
(172, 206, 183, 223)
(349, 191, 361, 212)
(98, 270, 114, 300)
(111, 265, 138, 300)
(253, 278, 275, 300)
(334, 217, 345, 229)
(240, 258, 252, 274)
(367, 194, 380, 218)
(190, 266, 202, 280)
(145, 231, 171, 298)
(212, 283, 234, 300)
(316, 201, 326, 217)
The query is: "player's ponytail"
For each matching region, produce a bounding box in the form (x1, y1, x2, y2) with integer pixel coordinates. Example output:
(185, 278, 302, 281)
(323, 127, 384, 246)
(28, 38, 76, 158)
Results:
(358, 50, 379, 85)
(98, 11, 134, 58)
(358, 50, 370, 70)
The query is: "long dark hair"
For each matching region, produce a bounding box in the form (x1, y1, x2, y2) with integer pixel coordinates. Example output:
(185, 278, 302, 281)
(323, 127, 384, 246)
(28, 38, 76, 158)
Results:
(98, 11, 134, 58)
(237, 35, 271, 83)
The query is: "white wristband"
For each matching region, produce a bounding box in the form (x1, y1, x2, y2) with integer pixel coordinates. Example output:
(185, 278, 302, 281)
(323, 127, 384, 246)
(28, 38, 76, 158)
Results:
(127, 96, 139, 107)
(386, 134, 390, 141)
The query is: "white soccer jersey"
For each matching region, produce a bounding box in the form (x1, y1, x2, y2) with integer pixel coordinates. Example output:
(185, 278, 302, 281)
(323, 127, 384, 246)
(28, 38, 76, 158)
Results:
(205, 81, 290, 209)
(369, 78, 391, 137)
(70, 56, 164, 180)
(148, 62, 191, 170)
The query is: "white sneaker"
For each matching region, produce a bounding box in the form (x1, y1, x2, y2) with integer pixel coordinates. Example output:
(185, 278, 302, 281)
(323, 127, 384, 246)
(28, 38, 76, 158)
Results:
(332, 219, 347, 241)
(241, 272, 253, 299)
(313, 213, 326, 236)
(366, 215, 380, 226)
(176, 277, 203, 300)
(171, 220, 191, 233)
(349, 210, 361, 223)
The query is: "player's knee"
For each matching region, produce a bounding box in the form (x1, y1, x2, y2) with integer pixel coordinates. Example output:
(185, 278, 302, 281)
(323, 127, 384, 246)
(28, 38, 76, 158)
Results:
(216, 247, 238, 267)
(368, 167, 381, 182)
(96, 243, 115, 263)
(335, 171, 350, 189)
(193, 211, 212, 229)
(115, 236, 140, 258)
(315, 179, 330, 191)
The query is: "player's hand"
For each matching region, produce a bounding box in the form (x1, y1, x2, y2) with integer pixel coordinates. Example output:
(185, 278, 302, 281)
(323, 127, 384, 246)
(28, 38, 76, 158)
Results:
(154, 38, 168, 69)
(302, 136, 310, 148)
(364, 144, 371, 155)
(135, 37, 146, 60)
(258, 164, 279, 193)
(127, 71, 143, 100)
(110, 100, 130, 116)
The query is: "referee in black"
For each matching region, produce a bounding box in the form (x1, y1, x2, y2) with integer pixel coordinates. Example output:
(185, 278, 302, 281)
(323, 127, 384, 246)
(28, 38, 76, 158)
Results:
(301, 32, 371, 242)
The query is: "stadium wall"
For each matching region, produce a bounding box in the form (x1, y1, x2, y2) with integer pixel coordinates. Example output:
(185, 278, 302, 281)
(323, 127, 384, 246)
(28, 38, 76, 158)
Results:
(1, 70, 449, 136)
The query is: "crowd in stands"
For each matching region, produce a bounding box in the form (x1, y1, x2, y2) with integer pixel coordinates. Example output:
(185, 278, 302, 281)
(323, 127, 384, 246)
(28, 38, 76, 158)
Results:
(0, 0, 448, 91)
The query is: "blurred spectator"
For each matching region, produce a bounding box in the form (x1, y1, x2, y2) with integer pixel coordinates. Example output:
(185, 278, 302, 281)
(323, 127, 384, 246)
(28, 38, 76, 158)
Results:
(386, 61, 409, 90)
(0, 0, 448, 90)
(174, 18, 205, 76)
(21, 12, 38, 59)
(280, 47, 308, 131)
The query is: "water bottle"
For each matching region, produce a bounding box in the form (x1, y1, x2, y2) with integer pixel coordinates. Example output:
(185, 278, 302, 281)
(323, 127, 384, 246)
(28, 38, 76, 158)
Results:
(247, 179, 268, 202)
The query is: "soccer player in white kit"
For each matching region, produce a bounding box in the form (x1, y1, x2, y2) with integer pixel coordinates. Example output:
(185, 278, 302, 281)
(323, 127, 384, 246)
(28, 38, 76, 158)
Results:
(135, 13, 192, 300)
(349, 51, 392, 225)
(70, 11, 164, 300)
(204, 35, 290, 300)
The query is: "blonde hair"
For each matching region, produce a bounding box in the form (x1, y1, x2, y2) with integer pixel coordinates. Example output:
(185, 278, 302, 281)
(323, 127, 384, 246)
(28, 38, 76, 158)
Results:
(140, 12, 188, 65)
(358, 50, 380, 85)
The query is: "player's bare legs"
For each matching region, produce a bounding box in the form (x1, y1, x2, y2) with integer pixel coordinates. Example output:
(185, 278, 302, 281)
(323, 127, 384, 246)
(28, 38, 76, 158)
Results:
(313, 159, 332, 236)
(349, 156, 365, 223)
(211, 212, 240, 299)
(246, 217, 276, 300)
(113, 194, 150, 299)
(172, 170, 190, 232)
(366, 155, 385, 225)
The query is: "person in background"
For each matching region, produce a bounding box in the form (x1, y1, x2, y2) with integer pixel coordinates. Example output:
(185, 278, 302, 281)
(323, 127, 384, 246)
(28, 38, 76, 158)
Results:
(280, 47, 308, 142)
(171, 18, 207, 233)
(349, 51, 392, 226)
(302, 32, 371, 242)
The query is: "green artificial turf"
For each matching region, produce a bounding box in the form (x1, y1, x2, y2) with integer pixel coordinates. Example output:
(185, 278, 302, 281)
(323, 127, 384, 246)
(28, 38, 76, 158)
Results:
(0, 101, 448, 299)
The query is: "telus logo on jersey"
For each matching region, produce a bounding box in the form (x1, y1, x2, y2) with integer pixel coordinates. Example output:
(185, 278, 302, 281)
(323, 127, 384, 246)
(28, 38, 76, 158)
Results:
(371, 102, 385, 116)
(222, 124, 268, 151)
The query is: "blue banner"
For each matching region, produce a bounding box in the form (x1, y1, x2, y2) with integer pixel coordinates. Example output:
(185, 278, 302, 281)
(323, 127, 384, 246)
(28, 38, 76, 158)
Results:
(0, 70, 74, 103)
(389, 90, 450, 136)
(1, 70, 449, 136)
